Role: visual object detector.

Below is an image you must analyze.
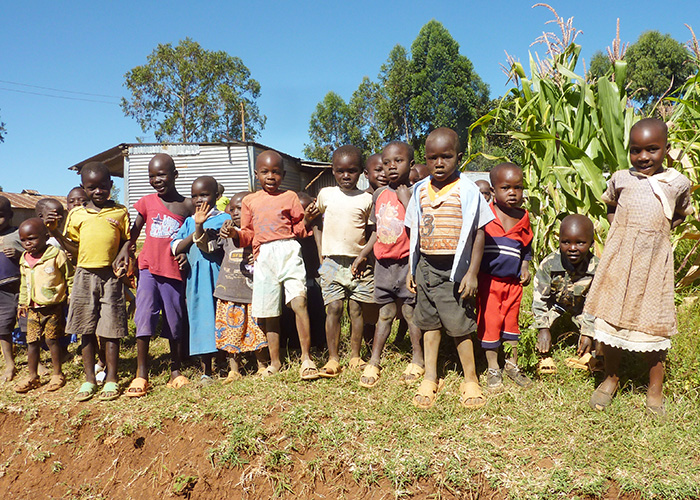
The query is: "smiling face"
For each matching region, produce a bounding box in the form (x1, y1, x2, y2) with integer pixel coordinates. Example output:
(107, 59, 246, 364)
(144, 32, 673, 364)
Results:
(81, 170, 112, 208)
(425, 129, 461, 188)
(148, 154, 178, 196)
(629, 120, 668, 176)
(332, 153, 362, 192)
(364, 154, 387, 192)
(559, 215, 594, 266)
(19, 218, 49, 257)
(191, 177, 218, 210)
(255, 151, 285, 194)
(491, 164, 524, 210)
(381, 143, 413, 187)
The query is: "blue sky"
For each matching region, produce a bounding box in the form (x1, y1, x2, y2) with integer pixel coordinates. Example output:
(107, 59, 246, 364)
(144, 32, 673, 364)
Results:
(1, 0, 697, 199)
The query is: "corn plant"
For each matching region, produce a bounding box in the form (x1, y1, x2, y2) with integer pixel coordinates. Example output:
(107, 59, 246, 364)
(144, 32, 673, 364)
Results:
(468, 5, 637, 262)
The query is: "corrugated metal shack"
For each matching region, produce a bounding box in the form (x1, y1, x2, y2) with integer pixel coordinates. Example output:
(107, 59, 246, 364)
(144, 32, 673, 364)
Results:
(69, 141, 333, 227)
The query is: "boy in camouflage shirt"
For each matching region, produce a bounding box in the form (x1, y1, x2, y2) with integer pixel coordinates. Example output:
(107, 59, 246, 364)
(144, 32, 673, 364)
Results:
(533, 215, 598, 358)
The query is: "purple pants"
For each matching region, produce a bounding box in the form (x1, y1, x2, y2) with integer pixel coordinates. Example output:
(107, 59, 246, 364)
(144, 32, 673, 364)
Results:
(134, 269, 186, 340)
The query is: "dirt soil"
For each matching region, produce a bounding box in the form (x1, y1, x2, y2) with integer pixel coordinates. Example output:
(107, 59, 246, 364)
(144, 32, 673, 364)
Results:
(0, 409, 642, 499)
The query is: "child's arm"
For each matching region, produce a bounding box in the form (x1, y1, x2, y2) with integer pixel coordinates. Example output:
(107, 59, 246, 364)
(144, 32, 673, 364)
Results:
(351, 229, 376, 277)
(396, 184, 412, 209)
(192, 203, 217, 253)
(18, 265, 28, 318)
(520, 260, 531, 286)
(671, 213, 686, 230)
(606, 205, 616, 225)
(312, 219, 324, 265)
(531, 263, 553, 353)
(115, 213, 145, 270)
(45, 210, 79, 257)
(458, 227, 485, 300)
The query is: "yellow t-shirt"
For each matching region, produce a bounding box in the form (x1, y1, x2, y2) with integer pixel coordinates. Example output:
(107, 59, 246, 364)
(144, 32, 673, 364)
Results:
(65, 204, 129, 268)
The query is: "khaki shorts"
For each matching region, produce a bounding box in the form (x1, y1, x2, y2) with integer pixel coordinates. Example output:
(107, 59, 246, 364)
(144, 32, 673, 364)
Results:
(66, 267, 127, 339)
(319, 255, 375, 306)
(26, 303, 65, 343)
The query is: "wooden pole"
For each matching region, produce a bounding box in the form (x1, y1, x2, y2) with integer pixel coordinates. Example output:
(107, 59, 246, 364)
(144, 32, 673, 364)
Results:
(240, 101, 246, 141)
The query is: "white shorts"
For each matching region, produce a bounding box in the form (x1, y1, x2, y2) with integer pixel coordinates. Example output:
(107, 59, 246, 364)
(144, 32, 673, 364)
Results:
(252, 239, 307, 318)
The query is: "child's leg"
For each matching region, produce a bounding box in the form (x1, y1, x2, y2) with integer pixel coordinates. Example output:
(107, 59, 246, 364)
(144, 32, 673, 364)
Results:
(422, 330, 441, 383)
(81, 334, 98, 384)
(367, 301, 396, 367)
(254, 349, 267, 371)
(401, 303, 424, 368)
(347, 299, 364, 361)
(454, 335, 479, 384)
(26, 341, 41, 381)
(0, 334, 16, 381)
(361, 303, 379, 348)
(262, 316, 282, 371)
(200, 353, 213, 377)
(324, 299, 344, 362)
(227, 352, 241, 374)
(45, 338, 63, 377)
(646, 350, 665, 408)
(289, 296, 312, 362)
(598, 343, 622, 394)
(102, 337, 120, 384)
(169, 339, 183, 379)
(136, 337, 150, 380)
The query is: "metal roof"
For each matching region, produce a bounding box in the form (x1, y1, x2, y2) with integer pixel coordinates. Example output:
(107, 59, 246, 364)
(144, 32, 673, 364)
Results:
(1, 190, 68, 209)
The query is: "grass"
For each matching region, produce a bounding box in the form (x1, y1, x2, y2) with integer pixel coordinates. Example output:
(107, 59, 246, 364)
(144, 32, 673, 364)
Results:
(2, 291, 700, 499)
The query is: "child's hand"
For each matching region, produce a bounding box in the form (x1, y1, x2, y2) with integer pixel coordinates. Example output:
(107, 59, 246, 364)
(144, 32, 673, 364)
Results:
(44, 210, 60, 232)
(458, 272, 478, 300)
(396, 185, 412, 207)
(17, 306, 27, 318)
(536, 328, 552, 353)
(193, 203, 211, 225)
(520, 267, 531, 286)
(351, 256, 366, 278)
(220, 219, 234, 238)
(174, 253, 188, 270)
(3, 247, 18, 259)
(577, 335, 593, 356)
(304, 202, 319, 225)
(406, 273, 416, 294)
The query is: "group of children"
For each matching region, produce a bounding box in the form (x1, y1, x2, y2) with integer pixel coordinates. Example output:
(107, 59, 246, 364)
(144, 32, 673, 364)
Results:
(0, 117, 690, 415)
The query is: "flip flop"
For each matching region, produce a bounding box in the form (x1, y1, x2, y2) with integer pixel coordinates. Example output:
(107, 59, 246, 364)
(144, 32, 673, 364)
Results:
(565, 353, 593, 370)
(46, 374, 66, 392)
(504, 361, 533, 388)
(199, 375, 215, 386)
(14, 377, 41, 394)
(166, 375, 191, 388)
(318, 359, 342, 378)
(299, 359, 320, 381)
(359, 364, 381, 388)
(75, 382, 97, 402)
(589, 385, 617, 411)
(537, 357, 557, 375)
(398, 363, 425, 386)
(222, 371, 242, 385)
(412, 379, 445, 409)
(348, 357, 367, 370)
(459, 381, 487, 409)
(99, 381, 120, 401)
(125, 377, 149, 398)
(646, 397, 666, 417)
(259, 366, 279, 379)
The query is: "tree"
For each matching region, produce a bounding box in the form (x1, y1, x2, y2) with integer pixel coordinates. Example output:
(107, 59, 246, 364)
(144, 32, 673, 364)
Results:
(0, 109, 6, 143)
(121, 38, 265, 142)
(587, 31, 691, 109)
(302, 92, 352, 162)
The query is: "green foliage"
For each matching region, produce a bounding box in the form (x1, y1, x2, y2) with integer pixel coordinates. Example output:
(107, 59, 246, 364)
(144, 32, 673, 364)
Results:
(303, 21, 489, 161)
(121, 38, 265, 143)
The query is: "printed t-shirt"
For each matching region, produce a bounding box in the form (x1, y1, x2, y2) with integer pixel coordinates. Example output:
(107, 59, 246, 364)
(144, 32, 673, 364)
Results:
(418, 179, 462, 255)
(134, 193, 186, 281)
(65, 204, 130, 269)
(371, 186, 409, 260)
(316, 186, 373, 257)
(238, 190, 309, 259)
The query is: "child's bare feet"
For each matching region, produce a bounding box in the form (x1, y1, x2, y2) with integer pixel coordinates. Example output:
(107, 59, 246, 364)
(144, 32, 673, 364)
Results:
(2, 365, 17, 383)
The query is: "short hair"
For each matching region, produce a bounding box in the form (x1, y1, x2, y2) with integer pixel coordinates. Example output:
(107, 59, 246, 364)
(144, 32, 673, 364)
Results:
(192, 175, 218, 192)
(35, 198, 65, 216)
(332, 145, 364, 168)
(489, 162, 522, 185)
(630, 117, 668, 140)
(383, 141, 414, 162)
(80, 161, 111, 181)
(426, 128, 460, 152)
(0, 195, 11, 215)
(19, 217, 48, 236)
(560, 214, 595, 242)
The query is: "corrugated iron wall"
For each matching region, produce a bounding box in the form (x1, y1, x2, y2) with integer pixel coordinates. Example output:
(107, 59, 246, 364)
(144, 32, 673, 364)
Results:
(125, 143, 250, 227)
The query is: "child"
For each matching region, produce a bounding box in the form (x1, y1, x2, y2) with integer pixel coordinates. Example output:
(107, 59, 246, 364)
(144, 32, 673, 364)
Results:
(532, 214, 598, 372)
(315, 145, 375, 378)
(477, 163, 533, 390)
(117, 153, 194, 396)
(15, 218, 73, 393)
(231, 150, 319, 380)
(584, 118, 692, 415)
(216, 183, 229, 212)
(475, 180, 492, 203)
(66, 187, 88, 212)
(172, 176, 228, 383)
(357, 141, 424, 388)
(406, 128, 494, 409)
(49, 161, 130, 401)
(364, 153, 388, 195)
(0, 196, 24, 382)
(35, 198, 67, 250)
(216, 191, 268, 380)
(409, 163, 430, 185)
